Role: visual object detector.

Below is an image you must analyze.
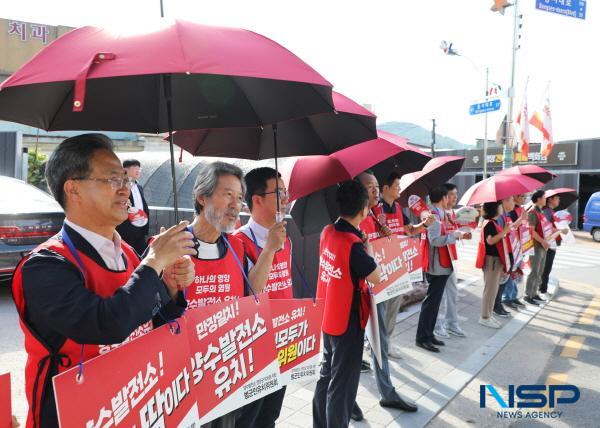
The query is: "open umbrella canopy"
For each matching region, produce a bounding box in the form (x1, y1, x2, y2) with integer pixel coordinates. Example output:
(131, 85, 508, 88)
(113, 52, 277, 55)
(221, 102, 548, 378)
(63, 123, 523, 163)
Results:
(285, 133, 411, 202)
(545, 187, 578, 211)
(169, 91, 376, 159)
(398, 155, 465, 205)
(370, 130, 431, 180)
(0, 19, 334, 132)
(497, 165, 556, 184)
(459, 174, 544, 206)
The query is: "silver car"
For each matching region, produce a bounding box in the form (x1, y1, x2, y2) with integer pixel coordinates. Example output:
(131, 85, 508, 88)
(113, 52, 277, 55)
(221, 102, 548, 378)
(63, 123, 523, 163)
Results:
(0, 176, 64, 282)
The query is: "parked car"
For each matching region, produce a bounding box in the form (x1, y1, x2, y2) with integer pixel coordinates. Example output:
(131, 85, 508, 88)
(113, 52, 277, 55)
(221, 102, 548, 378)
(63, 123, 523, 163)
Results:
(0, 176, 64, 282)
(583, 191, 600, 242)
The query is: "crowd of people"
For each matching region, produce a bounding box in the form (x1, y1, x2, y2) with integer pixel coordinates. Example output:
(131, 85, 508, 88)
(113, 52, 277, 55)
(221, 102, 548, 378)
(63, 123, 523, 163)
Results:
(10, 133, 569, 428)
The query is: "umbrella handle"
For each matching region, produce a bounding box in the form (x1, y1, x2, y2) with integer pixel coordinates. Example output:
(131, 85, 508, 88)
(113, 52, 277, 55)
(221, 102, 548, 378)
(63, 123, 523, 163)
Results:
(73, 52, 116, 112)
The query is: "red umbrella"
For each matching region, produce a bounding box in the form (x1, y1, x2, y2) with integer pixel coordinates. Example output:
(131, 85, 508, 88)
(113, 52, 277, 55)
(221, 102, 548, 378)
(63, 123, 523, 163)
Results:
(285, 134, 412, 202)
(0, 20, 334, 217)
(497, 165, 556, 183)
(169, 91, 377, 159)
(459, 174, 544, 206)
(545, 188, 578, 211)
(370, 130, 431, 179)
(398, 156, 465, 205)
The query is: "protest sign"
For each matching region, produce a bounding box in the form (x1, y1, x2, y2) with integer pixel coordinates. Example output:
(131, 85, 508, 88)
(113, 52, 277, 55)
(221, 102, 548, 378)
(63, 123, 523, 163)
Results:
(53, 321, 198, 428)
(270, 299, 324, 385)
(400, 237, 423, 283)
(184, 295, 281, 425)
(369, 236, 413, 304)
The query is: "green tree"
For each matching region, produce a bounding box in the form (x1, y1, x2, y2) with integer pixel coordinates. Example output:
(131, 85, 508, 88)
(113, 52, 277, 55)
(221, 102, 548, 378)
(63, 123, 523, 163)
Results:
(28, 150, 48, 191)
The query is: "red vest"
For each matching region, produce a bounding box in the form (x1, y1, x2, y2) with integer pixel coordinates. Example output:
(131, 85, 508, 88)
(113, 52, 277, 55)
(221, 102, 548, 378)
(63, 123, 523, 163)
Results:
(445, 210, 459, 260)
(371, 202, 406, 236)
(532, 208, 554, 242)
(317, 225, 370, 336)
(475, 220, 510, 271)
(11, 236, 147, 428)
(187, 234, 246, 308)
(359, 212, 382, 242)
(420, 209, 453, 272)
(234, 230, 293, 299)
(502, 213, 522, 271)
(543, 206, 561, 245)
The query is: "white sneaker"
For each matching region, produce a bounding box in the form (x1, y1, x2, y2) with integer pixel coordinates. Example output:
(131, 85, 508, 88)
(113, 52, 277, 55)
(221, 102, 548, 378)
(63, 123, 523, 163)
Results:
(434, 325, 450, 338)
(479, 317, 501, 329)
(447, 326, 467, 337)
(387, 345, 403, 360)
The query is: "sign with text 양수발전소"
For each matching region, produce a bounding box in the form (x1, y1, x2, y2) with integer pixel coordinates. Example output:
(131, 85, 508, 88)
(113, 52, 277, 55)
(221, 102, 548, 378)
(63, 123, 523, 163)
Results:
(369, 236, 414, 304)
(270, 299, 324, 385)
(184, 295, 281, 425)
(53, 321, 199, 428)
(0, 372, 11, 428)
(401, 237, 423, 284)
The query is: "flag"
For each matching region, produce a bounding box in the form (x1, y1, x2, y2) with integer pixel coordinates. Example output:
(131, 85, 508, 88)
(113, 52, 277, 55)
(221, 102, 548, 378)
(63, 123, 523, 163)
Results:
(496, 114, 512, 146)
(530, 89, 553, 157)
(515, 92, 530, 157)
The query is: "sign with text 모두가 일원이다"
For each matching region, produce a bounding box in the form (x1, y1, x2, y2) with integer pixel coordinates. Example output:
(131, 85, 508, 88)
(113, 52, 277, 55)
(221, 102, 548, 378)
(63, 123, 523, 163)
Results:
(270, 298, 324, 385)
(53, 321, 199, 428)
(184, 295, 281, 425)
(369, 236, 414, 304)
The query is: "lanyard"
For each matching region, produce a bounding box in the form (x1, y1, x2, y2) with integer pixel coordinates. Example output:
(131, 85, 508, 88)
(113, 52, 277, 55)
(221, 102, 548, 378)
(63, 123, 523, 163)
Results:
(60, 226, 87, 281)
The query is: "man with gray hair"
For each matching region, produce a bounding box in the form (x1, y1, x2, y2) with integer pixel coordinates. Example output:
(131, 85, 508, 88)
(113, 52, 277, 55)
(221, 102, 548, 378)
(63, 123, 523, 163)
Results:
(185, 161, 286, 428)
(11, 133, 196, 428)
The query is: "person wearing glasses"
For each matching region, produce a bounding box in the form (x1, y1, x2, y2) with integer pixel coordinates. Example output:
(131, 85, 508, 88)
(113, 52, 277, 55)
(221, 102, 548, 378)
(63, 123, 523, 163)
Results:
(234, 167, 292, 427)
(116, 159, 150, 255)
(11, 134, 196, 428)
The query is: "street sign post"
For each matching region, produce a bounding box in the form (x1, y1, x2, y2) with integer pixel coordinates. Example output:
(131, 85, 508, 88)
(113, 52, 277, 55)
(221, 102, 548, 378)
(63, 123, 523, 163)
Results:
(469, 99, 501, 115)
(535, 0, 586, 20)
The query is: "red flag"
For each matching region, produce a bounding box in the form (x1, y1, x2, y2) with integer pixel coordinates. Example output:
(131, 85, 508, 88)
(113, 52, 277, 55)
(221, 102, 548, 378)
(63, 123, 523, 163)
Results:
(516, 91, 531, 157)
(530, 88, 553, 157)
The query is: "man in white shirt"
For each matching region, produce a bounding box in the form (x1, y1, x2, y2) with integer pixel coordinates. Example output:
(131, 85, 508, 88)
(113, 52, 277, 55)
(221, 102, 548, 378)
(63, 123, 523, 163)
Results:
(117, 159, 150, 255)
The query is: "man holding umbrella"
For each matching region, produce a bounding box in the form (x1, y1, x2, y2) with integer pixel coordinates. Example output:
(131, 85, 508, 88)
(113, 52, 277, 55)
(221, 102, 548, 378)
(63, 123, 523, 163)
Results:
(353, 171, 419, 417)
(234, 167, 292, 427)
(11, 134, 196, 428)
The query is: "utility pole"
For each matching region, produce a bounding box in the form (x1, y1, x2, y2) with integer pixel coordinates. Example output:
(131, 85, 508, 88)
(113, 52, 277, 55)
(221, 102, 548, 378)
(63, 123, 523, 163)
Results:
(431, 119, 436, 158)
(160, 0, 164, 17)
(483, 67, 489, 179)
(502, 0, 520, 169)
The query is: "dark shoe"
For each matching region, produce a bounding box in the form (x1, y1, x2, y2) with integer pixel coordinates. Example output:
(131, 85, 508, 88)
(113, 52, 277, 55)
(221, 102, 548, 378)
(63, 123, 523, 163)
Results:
(430, 337, 445, 346)
(493, 308, 509, 318)
(416, 340, 440, 353)
(512, 299, 526, 307)
(360, 360, 371, 373)
(524, 297, 540, 306)
(351, 402, 364, 421)
(500, 308, 511, 316)
(380, 398, 418, 412)
(533, 294, 546, 302)
(504, 301, 518, 310)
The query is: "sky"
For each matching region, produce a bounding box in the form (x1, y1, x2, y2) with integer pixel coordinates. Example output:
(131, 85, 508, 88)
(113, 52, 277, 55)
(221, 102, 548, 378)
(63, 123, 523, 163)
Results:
(2, 0, 597, 146)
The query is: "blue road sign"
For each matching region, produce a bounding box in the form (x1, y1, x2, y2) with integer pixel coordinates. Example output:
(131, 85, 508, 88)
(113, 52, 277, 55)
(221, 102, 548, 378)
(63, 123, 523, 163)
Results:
(535, 0, 586, 20)
(469, 99, 501, 115)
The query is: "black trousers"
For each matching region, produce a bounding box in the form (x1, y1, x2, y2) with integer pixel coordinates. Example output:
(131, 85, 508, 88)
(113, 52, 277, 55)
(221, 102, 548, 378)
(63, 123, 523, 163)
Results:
(312, 303, 364, 428)
(540, 248, 556, 293)
(494, 280, 507, 311)
(416, 273, 449, 343)
(236, 386, 287, 427)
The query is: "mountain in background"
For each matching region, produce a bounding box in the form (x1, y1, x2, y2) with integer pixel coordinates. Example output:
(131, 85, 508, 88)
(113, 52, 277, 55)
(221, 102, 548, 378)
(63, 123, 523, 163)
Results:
(377, 121, 471, 150)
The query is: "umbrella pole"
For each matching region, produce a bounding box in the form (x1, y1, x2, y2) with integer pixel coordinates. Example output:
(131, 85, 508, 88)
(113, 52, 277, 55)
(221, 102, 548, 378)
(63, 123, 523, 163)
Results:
(163, 75, 180, 222)
(273, 124, 281, 220)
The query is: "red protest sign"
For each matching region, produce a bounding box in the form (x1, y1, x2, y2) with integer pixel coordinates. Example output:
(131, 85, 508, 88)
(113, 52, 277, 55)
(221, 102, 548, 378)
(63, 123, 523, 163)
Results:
(401, 237, 423, 283)
(270, 299, 324, 385)
(184, 295, 281, 425)
(408, 195, 430, 220)
(0, 373, 11, 428)
(369, 236, 414, 304)
(53, 322, 198, 428)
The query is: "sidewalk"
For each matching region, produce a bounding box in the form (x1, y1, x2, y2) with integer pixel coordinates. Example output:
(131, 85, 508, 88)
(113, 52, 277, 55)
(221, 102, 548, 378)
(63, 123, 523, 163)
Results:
(277, 269, 558, 428)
